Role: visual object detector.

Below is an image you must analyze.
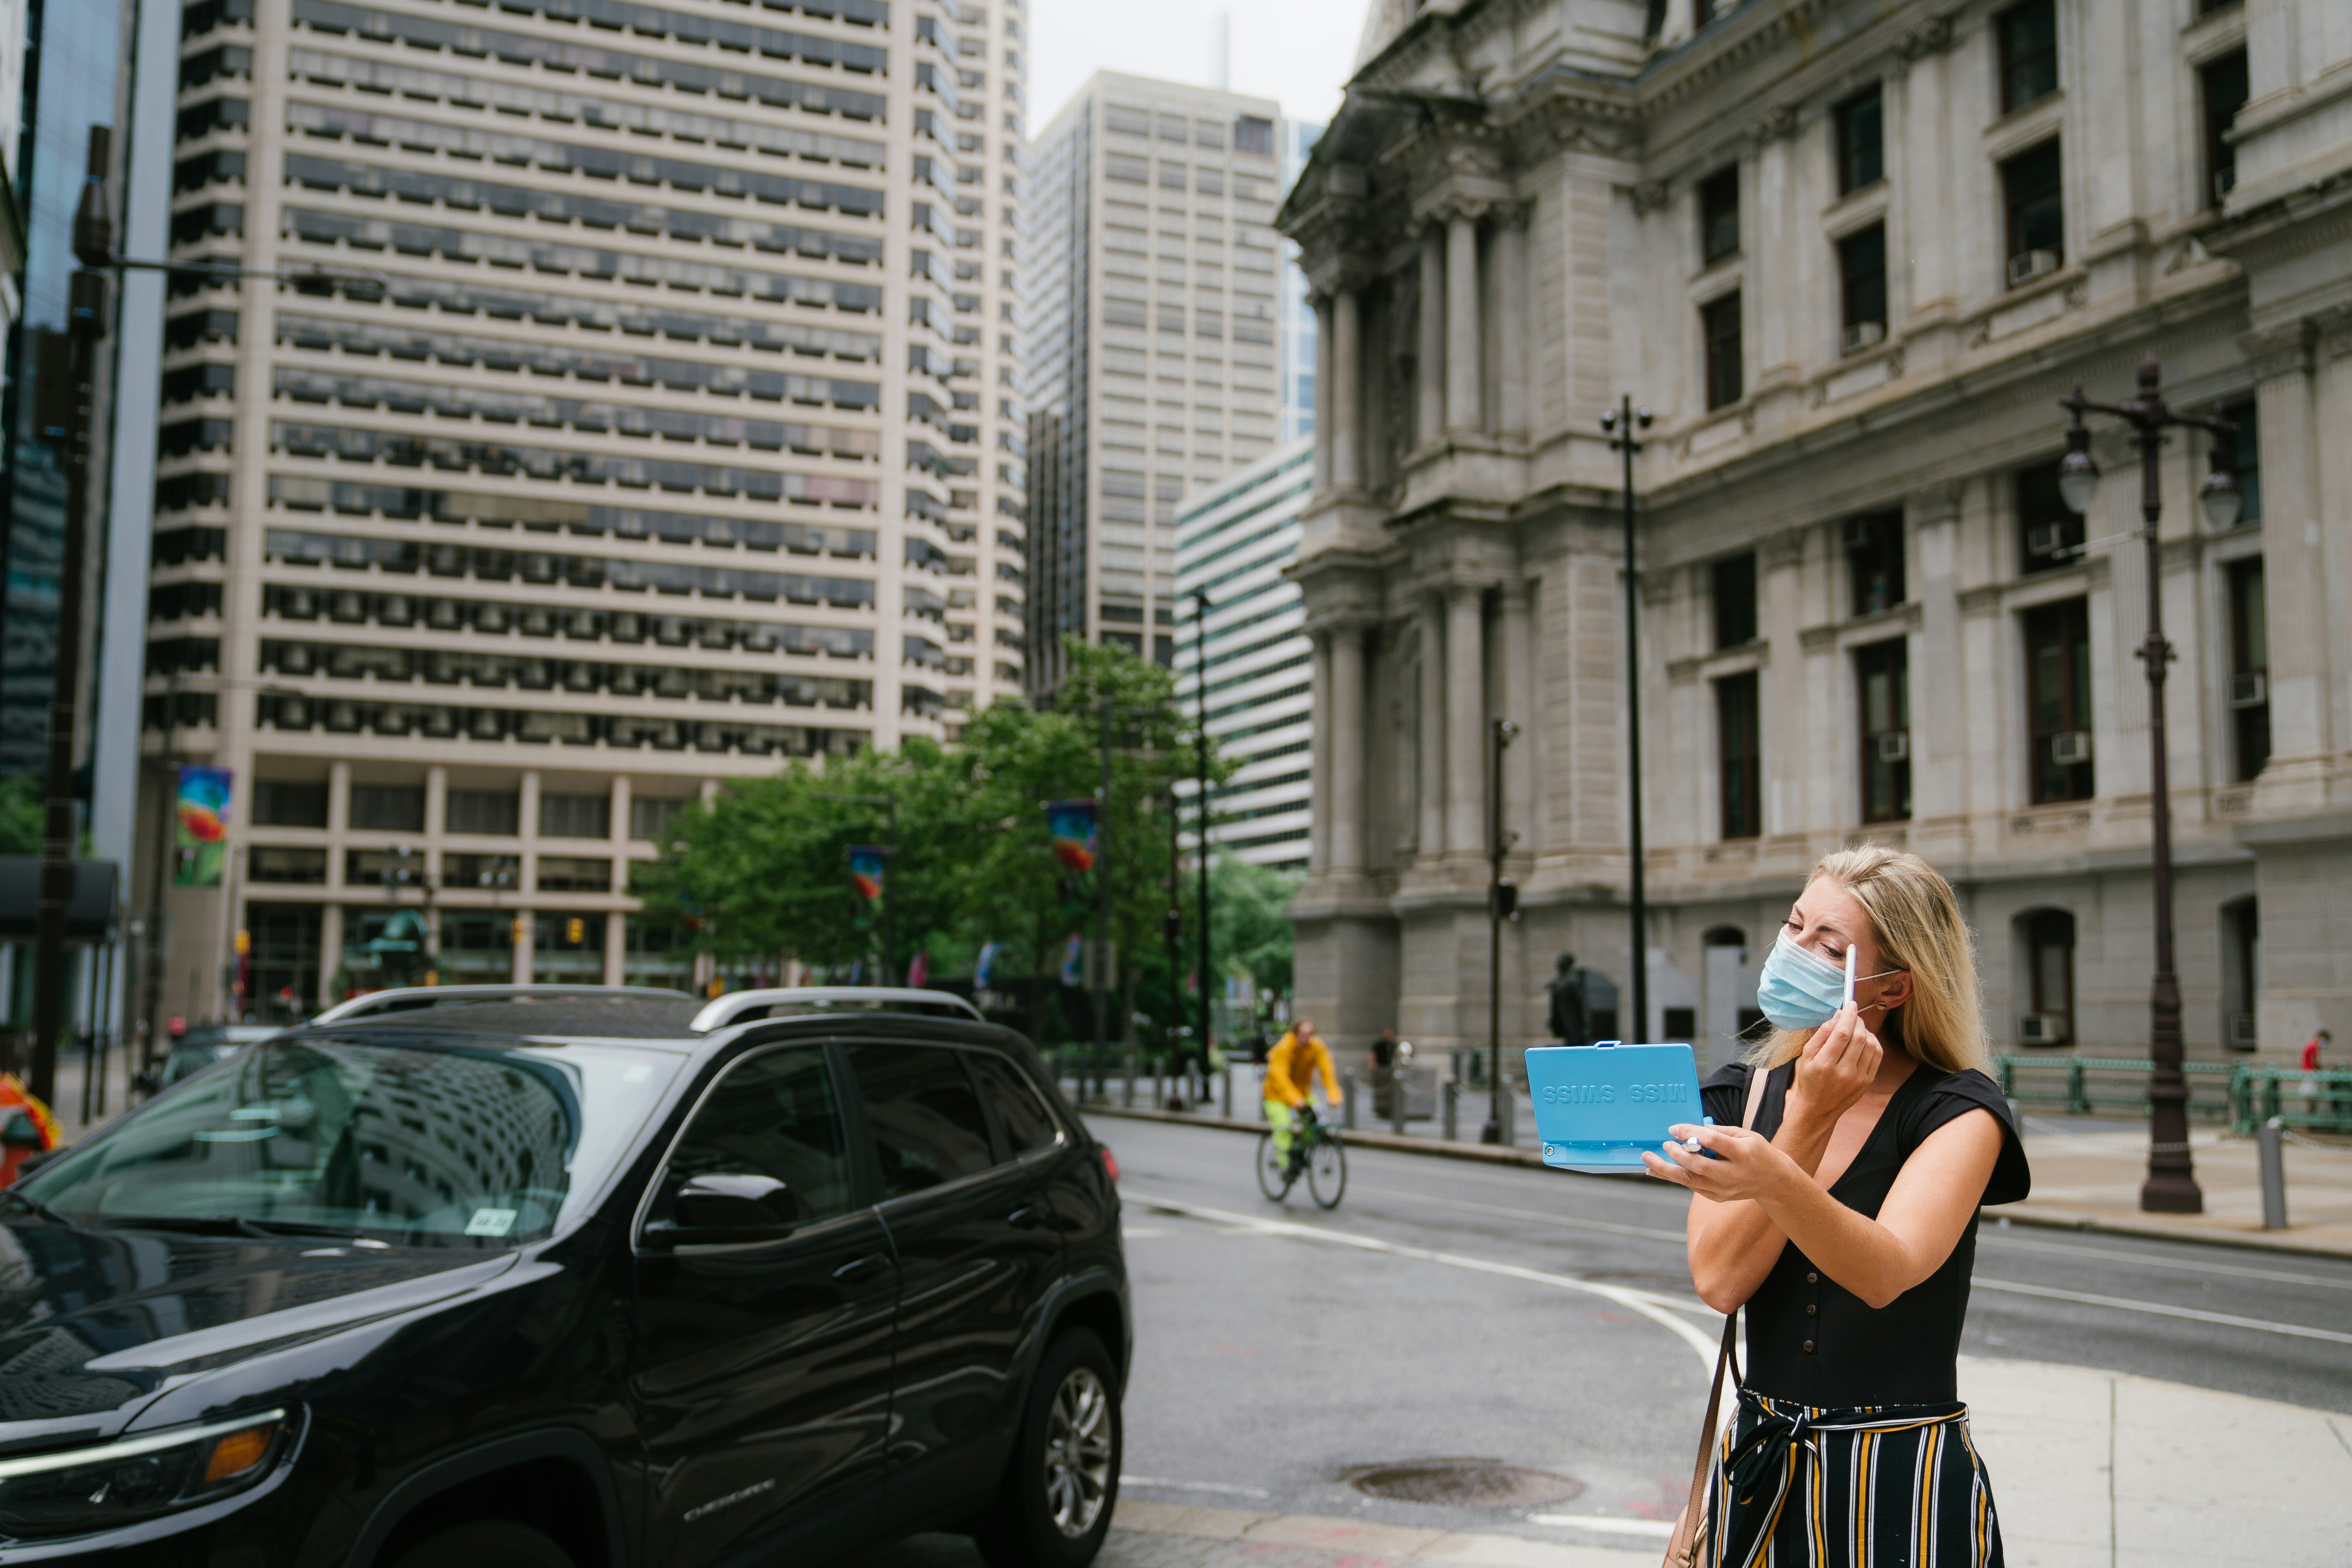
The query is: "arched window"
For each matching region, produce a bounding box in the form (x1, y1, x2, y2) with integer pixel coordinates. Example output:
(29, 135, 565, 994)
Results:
(2018, 909, 2075, 1046)
(2220, 897, 2259, 1051)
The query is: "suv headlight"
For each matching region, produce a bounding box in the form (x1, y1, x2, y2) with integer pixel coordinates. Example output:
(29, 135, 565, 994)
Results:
(0, 1408, 294, 1538)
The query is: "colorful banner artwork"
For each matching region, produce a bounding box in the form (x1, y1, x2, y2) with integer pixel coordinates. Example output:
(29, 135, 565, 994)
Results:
(1060, 933, 1085, 989)
(906, 951, 929, 987)
(174, 766, 232, 887)
(849, 845, 887, 901)
(1045, 799, 1099, 873)
(974, 940, 1001, 989)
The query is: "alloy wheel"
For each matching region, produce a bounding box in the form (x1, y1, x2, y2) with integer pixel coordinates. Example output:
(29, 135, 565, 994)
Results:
(1042, 1364, 1113, 1538)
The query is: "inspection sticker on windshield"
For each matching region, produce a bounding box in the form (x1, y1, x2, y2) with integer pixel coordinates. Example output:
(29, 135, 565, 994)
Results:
(465, 1209, 518, 1237)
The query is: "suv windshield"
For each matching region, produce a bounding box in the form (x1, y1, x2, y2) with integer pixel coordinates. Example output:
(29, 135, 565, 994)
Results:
(18, 1034, 685, 1247)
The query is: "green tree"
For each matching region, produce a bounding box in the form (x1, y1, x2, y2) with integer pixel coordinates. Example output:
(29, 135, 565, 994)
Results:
(0, 774, 42, 857)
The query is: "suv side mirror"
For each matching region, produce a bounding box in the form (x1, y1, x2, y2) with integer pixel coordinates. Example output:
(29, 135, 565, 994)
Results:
(642, 1172, 799, 1250)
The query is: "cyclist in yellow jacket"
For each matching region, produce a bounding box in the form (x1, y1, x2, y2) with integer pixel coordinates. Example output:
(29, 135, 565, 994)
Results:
(1263, 1019, 1339, 1163)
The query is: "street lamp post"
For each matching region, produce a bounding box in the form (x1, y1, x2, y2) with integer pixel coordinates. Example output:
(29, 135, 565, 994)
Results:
(1601, 397, 1653, 1043)
(1481, 718, 1521, 1144)
(2054, 353, 2241, 1215)
(1189, 588, 1214, 1076)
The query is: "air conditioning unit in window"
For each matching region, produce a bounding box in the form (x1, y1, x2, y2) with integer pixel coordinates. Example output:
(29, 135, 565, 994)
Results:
(2228, 1012, 2259, 1050)
(1840, 321, 1887, 356)
(2025, 523, 2074, 560)
(2050, 730, 2094, 766)
(1876, 730, 1911, 763)
(2230, 671, 2268, 708)
(2018, 1013, 2069, 1046)
(2008, 248, 2063, 287)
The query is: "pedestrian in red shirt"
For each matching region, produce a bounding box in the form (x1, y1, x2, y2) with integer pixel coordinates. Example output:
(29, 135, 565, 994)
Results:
(2302, 1028, 2330, 1112)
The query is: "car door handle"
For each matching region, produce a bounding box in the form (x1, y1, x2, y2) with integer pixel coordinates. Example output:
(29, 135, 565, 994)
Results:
(833, 1252, 891, 1285)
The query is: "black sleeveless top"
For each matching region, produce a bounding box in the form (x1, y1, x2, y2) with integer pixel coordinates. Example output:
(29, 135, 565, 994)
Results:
(1699, 1060, 2032, 1407)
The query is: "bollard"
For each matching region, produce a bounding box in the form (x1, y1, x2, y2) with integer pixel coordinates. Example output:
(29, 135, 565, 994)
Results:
(1499, 1083, 1516, 1147)
(1122, 1051, 1136, 1108)
(2258, 1117, 2288, 1229)
(1221, 1062, 1233, 1118)
(1342, 1070, 1359, 1131)
(1390, 1071, 1406, 1138)
(1443, 1079, 1459, 1142)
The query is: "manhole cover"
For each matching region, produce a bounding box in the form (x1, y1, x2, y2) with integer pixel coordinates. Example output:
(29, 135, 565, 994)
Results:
(1348, 1460, 1584, 1508)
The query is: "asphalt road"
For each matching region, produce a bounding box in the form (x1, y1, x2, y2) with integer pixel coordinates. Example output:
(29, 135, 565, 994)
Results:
(856, 1114, 2352, 1564)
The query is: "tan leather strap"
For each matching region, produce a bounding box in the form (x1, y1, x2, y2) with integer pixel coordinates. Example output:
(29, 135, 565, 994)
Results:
(1668, 1064, 1771, 1563)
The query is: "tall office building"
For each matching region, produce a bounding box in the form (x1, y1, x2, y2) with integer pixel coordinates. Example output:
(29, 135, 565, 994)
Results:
(1021, 72, 1285, 688)
(138, 0, 1028, 1020)
(1276, 118, 1319, 446)
(1173, 435, 1310, 869)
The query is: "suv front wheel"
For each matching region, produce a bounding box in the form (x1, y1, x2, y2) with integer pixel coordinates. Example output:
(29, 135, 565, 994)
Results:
(976, 1327, 1120, 1568)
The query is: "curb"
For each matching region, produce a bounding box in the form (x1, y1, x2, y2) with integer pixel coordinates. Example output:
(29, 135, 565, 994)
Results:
(1080, 1103, 2352, 1262)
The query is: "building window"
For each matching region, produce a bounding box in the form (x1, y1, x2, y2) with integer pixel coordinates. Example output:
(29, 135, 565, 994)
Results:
(1844, 510, 1905, 616)
(1698, 166, 1740, 265)
(1836, 86, 1884, 194)
(440, 912, 516, 985)
(1232, 116, 1272, 156)
(631, 795, 688, 842)
(1998, 0, 2059, 113)
(2220, 896, 2259, 1051)
(1717, 671, 1762, 840)
(2227, 557, 2270, 782)
(1838, 223, 1888, 350)
(1702, 291, 1744, 411)
(2001, 139, 2064, 284)
(2016, 457, 2083, 573)
(2024, 598, 2094, 803)
(446, 788, 519, 836)
(248, 846, 327, 884)
(249, 904, 323, 1022)
(537, 856, 613, 893)
(348, 784, 424, 832)
(539, 791, 612, 839)
(2021, 908, 2076, 1045)
(533, 912, 608, 983)
(252, 779, 327, 828)
(1713, 552, 1758, 649)
(2221, 399, 2260, 523)
(1855, 639, 1911, 823)
(2201, 50, 2249, 206)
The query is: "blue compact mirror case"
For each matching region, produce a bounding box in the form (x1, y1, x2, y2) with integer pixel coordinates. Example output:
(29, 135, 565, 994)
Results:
(1524, 1042, 1710, 1174)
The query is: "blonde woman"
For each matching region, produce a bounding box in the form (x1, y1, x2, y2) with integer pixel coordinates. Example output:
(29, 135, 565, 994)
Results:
(1644, 847, 2030, 1567)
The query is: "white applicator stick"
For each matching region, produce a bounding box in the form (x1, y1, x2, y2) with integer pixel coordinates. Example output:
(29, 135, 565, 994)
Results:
(1842, 944, 1857, 1010)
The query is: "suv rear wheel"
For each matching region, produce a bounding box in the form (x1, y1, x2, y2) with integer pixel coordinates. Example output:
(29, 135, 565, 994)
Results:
(976, 1326, 1120, 1568)
(388, 1520, 575, 1568)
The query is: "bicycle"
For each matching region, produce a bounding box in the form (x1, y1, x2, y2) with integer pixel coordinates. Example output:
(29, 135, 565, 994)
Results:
(1255, 1105, 1347, 1209)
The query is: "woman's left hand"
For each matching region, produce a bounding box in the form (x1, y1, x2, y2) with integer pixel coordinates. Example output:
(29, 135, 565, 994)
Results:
(1641, 1123, 1796, 1203)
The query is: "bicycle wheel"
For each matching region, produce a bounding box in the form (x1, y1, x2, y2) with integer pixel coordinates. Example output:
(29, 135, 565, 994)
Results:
(1307, 1133, 1347, 1209)
(1255, 1132, 1294, 1200)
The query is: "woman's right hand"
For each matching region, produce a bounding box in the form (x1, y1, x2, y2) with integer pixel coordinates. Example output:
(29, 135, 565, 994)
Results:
(1784, 1005, 1882, 1135)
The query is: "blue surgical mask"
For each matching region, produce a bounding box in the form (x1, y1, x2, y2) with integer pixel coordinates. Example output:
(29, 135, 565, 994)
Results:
(1755, 931, 1898, 1032)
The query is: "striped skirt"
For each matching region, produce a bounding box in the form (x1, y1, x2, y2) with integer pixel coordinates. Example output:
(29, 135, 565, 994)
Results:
(1704, 1389, 2004, 1568)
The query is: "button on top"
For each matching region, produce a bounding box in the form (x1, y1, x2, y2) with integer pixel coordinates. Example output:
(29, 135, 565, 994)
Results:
(1802, 1339, 1816, 1354)
(1806, 1271, 1818, 1284)
(1805, 1303, 1818, 1316)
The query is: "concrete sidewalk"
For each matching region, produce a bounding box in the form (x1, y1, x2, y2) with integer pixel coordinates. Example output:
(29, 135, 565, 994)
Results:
(1083, 1093, 2352, 1259)
(1014, 1358, 2349, 1568)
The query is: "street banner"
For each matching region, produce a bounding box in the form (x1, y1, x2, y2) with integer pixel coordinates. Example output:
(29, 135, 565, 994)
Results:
(849, 845, 887, 901)
(174, 765, 232, 887)
(975, 940, 1000, 988)
(906, 951, 929, 987)
(1045, 799, 1098, 872)
(1060, 932, 1085, 988)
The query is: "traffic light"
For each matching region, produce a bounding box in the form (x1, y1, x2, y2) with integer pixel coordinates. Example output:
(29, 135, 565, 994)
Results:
(234, 929, 251, 956)
(511, 917, 528, 947)
(566, 917, 585, 945)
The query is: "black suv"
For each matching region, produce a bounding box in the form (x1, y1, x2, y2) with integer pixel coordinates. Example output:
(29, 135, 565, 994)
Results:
(0, 986, 1127, 1567)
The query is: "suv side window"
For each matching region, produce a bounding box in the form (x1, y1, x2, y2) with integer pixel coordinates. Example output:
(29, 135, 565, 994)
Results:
(848, 1044, 995, 1199)
(659, 1046, 854, 1226)
(971, 1054, 1062, 1158)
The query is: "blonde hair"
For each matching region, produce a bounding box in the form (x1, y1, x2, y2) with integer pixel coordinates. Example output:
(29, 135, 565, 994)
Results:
(1746, 846, 1990, 1077)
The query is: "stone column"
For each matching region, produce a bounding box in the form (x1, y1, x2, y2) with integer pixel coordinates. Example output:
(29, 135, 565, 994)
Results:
(1312, 293, 1334, 491)
(1445, 584, 1486, 854)
(1417, 595, 1446, 858)
(1495, 208, 1529, 438)
(1330, 285, 1362, 490)
(1909, 483, 1965, 824)
(1499, 581, 1534, 846)
(1445, 209, 1482, 434)
(1417, 226, 1445, 447)
(1309, 630, 1333, 872)
(2246, 322, 2327, 787)
(1328, 624, 1366, 873)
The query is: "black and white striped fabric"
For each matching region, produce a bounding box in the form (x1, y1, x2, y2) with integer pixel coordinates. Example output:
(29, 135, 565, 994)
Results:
(1707, 1388, 2003, 1568)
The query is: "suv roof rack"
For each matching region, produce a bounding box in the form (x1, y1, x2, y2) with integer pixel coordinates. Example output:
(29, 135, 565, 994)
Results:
(309, 985, 691, 1026)
(691, 987, 985, 1033)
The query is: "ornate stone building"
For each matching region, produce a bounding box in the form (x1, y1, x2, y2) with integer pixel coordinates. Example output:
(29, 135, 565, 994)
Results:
(1281, 0, 2351, 1070)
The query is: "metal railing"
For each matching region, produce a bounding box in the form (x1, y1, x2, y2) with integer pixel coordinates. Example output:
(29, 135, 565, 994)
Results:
(1996, 1054, 2352, 1136)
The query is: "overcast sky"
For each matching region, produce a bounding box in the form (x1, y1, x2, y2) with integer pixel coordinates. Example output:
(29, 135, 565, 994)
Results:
(1026, 0, 1368, 136)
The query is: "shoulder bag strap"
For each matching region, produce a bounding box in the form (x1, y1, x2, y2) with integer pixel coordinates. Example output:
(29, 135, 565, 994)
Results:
(1669, 1065, 1771, 1557)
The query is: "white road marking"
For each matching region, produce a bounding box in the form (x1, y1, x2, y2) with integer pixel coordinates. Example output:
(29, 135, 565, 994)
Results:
(1121, 1475, 1273, 1499)
(1971, 1276, 2352, 1344)
(1125, 1191, 1726, 1372)
(1526, 1513, 1678, 1538)
(1976, 1230, 2352, 1290)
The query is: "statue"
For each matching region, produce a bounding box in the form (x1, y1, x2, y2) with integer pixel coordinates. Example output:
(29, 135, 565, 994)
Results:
(1547, 954, 1590, 1045)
